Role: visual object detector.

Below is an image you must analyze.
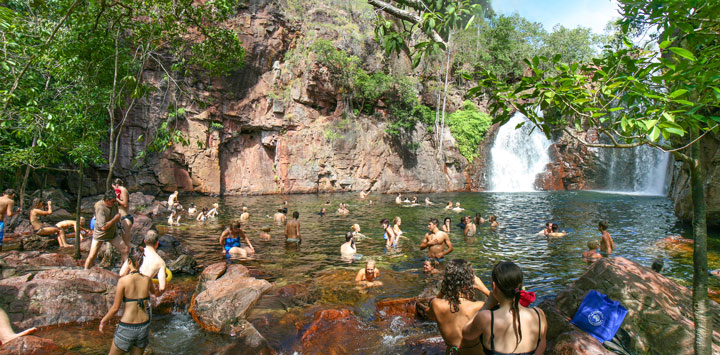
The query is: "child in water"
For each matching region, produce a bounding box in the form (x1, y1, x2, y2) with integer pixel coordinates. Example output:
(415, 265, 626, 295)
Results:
(582, 240, 602, 262)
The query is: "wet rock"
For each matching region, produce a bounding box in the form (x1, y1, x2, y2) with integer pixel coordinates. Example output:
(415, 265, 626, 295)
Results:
(0, 268, 117, 328)
(47, 208, 74, 223)
(212, 320, 273, 355)
(549, 330, 613, 355)
(80, 195, 101, 214)
(189, 263, 271, 334)
(153, 282, 195, 315)
(375, 297, 418, 324)
(169, 254, 198, 275)
(0, 335, 60, 355)
(552, 257, 720, 354)
(670, 134, 720, 227)
(402, 335, 446, 354)
(19, 235, 58, 251)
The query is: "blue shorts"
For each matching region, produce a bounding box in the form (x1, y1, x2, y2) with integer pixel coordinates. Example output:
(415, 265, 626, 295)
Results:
(0, 220, 4, 245)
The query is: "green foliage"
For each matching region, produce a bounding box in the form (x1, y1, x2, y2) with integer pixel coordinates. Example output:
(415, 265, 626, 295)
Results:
(447, 100, 492, 162)
(210, 122, 224, 130)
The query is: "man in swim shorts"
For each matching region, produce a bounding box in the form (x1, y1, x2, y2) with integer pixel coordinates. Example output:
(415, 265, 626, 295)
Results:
(0, 189, 17, 252)
(285, 211, 301, 244)
(420, 218, 453, 261)
(85, 190, 128, 270)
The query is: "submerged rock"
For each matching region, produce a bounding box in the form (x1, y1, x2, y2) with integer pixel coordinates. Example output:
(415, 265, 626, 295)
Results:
(0, 268, 117, 328)
(548, 257, 720, 354)
(189, 262, 272, 334)
(296, 307, 375, 354)
(0, 335, 60, 355)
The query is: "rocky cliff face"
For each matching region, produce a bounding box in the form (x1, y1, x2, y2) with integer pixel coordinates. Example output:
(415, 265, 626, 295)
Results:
(76, 0, 475, 196)
(669, 134, 720, 227)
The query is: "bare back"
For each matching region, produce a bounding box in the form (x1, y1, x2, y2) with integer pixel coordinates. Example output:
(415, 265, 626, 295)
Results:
(118, 274, 153, 324)
(139, 250, 166, 280)
(431, 297, 485, 349)
(0, 196, 13, 219)
(29, 209, 49, 230)
(285, 219, 299, 239)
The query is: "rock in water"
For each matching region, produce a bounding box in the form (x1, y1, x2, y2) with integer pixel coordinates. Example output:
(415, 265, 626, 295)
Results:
(189, 263, 272, 334)
(0, 335, 60, 355)
(547, 257, 720, 354)
(0, 268, 118, 328)
(169, 254, 198, 275)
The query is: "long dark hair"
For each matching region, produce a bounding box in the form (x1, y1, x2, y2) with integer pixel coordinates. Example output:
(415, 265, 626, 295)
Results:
(128, 247, 145, 272)
(345, 231, 355, 248)
(441, 259, 475, 313)
(492, 261, 524, 349)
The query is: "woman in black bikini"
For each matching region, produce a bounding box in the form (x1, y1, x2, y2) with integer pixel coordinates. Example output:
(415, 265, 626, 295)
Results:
(460, 262, 547, 355)
(100, 248, 156, 354)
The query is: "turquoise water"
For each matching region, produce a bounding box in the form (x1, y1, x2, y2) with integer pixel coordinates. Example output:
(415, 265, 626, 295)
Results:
(36, 191, 720, 353)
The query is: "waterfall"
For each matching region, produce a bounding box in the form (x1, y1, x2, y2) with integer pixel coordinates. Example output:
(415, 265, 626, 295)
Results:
(599, 144, 670, 195)
(489, 113, 552, 192)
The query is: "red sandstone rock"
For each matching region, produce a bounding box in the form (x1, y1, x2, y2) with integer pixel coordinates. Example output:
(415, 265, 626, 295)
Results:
(297, 308, 376, 354)
(153, 282, 195, 315)
(0, 335, 60, 355)
(0, 268, 118, 328)
(551, 257, 720, 354)
(1, 251, 77, 268)
(189, 263, 271, 334)
(549, 330, 613, 355)
(375, 297, 418, 324)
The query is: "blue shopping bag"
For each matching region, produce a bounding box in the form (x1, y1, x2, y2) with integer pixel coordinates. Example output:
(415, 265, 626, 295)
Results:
(571, 290, 628, 343)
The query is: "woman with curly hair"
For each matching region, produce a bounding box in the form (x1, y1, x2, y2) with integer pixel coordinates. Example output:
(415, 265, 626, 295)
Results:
(427, 259, 490, 354)
(460, 261, 547, 355)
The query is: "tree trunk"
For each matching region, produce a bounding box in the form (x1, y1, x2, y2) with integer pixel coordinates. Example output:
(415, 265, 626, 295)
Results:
(690, 135, 711, 355)
(74, 167, 84, 260)
(19, 164, 32, 212)
(439, 32, 453, 152)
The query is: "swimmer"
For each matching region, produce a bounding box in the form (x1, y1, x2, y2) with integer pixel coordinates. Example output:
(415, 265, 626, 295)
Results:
(403, 197, 411, 203)
(351, 223, 366, 239)
(423, 259, 441, 275)
(220, 221, 255, 257)
(426, 259, 488, 354)
(368, 200, 374, 205)
(167, 191, 178, 206)
(395, 193, 402, 204)
(452, 202, 464, 212)
(547, 223, 567, 237)
(318, 207, 327, 216)
(710, 269, 720, 278)
(464, 216, 476, 237)
(425, 197, 434, 206)
(392, 216, 404, 237)
(207, 203, 219, 218)
(411, 196, 418, 204)
(187, 203, 197, 216)
(598, 220, 614, 255)
(282, 201, 289, 214)
(168, 210, 180, 226)
(259, 226, 272, 241)
(337, 203, 349, 215)
(0, 189, 18, 251)
(196, 207, 208, 222)
(273, 208, 286, 224)
(0, 307, 37, 345)
(442, 217, 451, 233)
(420, 218, 453, 261)
(240, 207, 250, 222)
(120, 231, 167, 295)
(55, 217, 89, 240)
(30, 198, 69, 247)
(474, 213, 485, 225)
(359, 190, 370, 199)
(652, 259, 664, 273)
(445, 201, 453, 210)
(488, 215, 499, 228)
(285, 211, 301, 244)
(380, 218, 397, 248)
(582, 240, 602, 262)
(356, 259, 382, 287)
(340, 231, 356, 258)
(539, 222, 552, 236)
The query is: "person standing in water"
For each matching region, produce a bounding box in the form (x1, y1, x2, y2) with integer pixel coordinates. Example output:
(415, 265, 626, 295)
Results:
(464, 216, 476, 237)
(395, 193, 403, 204)
(340, 231, 356, 258)
(120, 231, 167, 296)
(420, 218, 453, 262)
(239, 207, 250, 222)
(30, 199, 69, 247)
(99, 247, 156, 354)
(167, 191, 178, 207)
(582, 240, 602, 262)
(598, 220, 615, 256)
(461, 261, 547, 354)
(488, 215, 499, 228)
(273, 208, 286, 224)
(427, 259, 488, 354)
(380, 218, 397, 248)
(285, 211, 301, 244)
(392, 216, 404, 238)
(0, 189, 18, 252)
(442, 217, 452, 233)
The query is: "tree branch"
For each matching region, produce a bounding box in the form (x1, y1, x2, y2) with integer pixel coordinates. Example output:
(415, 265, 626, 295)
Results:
(368, 0, 446, 45)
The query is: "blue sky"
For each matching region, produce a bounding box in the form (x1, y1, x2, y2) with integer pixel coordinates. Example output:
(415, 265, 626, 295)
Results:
(492, 0, 621, 34)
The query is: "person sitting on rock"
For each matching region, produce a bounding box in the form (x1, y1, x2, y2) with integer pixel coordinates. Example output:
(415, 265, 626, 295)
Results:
(120, 231, 167, 296)
(240, 207, 250, 222)
(547, 223, 567, 237)
(426, 259, 489, 354)
(30, 199, 69, 248)
(340, 232, 356, 259)
(273, 208, 286, 224)
(598, 220, 615, 256)
(259, 226, 272, 241)
(0, 307, 36, 345)
(100, 247, 156, 354)
(582, 240, 602, 262)
(355, 259, 382, 287)
(461, 261, 547, 354)
(220, 221, 255, 258)
(55, 217, 90, 240)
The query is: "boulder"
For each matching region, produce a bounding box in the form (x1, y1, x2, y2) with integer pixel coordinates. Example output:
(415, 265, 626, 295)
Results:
(0, 251, 78, 278)
(28, 189, 72, 212)
(80, 195, 101, 214)
(375, 297, 419, 324)
(47, 208, 74, 223)
(189, 263, 272, 334)
(0, 335, 60, 355)
(129, 214, 154, 246)
(168, 254, 198, 275)
(153, 282, 195, 315)
(549, 330, 613, 355)
(551, 257, 720, 354)
(211, 320, 273, 355)
(296, 308, 378, 354)
(128, 192, 156, 214)
(19, 235, 58, 251)
(0, 268, 118, 328)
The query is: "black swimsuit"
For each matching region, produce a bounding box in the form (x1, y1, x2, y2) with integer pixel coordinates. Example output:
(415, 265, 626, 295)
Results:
(482, 308, 542, 355)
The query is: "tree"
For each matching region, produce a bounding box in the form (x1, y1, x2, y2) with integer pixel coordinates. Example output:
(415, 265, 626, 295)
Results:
(471, 0, 719, 352)
(369, 0, 491, 149)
